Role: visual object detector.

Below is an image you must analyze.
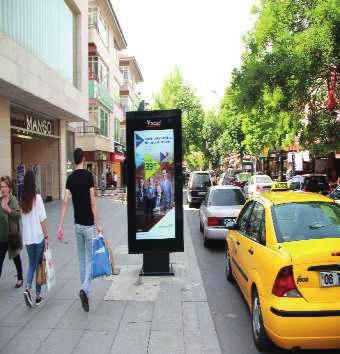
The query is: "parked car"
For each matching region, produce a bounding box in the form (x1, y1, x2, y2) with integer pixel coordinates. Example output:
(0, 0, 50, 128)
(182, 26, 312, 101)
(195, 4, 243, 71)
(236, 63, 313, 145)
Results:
(329, 185, 340, 204)
(199, 186, 245, 247)
(225, 191, 340, 351)
(244, 174, 272, 198)
(187, 171, 212, 208)
(287, 174, 330, 195)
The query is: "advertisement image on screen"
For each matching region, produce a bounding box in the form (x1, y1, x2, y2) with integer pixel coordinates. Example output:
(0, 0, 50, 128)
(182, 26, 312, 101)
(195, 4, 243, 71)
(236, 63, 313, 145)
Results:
(134, 129, 175, 240)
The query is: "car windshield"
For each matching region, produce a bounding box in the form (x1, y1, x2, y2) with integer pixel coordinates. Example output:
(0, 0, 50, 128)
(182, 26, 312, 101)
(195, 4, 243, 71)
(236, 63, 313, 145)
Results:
(256, 176, 272, 183)
(209, 189, 245, 206)
(272, 202, 340, 242)
(191, 174, 211, 188)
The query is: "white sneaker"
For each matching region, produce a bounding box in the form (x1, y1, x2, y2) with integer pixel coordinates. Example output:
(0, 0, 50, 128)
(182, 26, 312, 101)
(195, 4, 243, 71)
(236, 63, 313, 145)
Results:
(24, 289, 33, 308)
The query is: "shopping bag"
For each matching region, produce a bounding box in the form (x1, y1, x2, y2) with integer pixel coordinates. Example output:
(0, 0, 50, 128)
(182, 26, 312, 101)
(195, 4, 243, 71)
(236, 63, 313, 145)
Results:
(103, 238, 115, 274)
(36, 257, 46, 285)
(45, 248, 56, 291)
(92, 236, 112, 279)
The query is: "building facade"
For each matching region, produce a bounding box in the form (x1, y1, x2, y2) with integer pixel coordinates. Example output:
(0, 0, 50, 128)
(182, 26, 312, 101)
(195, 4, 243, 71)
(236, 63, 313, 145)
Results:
(119, 55, 143, 186)
(75, 0, 128, 188)
(0, 0, 89, 200)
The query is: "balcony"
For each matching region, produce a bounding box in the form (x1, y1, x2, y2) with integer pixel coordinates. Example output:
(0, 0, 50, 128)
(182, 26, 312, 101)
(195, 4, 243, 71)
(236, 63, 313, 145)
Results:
(89, 79, 114, 112)
(75, 125, 100, 135)
(75, 125, 112, 153)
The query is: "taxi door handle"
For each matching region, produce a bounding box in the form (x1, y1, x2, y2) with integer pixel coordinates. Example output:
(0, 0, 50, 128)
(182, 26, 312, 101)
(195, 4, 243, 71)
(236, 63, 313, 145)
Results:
(236, 241, 240, 246)
(248, 248, 254, 255)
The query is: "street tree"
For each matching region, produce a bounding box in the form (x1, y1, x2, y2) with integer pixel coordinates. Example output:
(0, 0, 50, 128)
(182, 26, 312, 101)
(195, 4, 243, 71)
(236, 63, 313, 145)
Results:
(153, 68, 206, 156)
(231, 0, 340, 155)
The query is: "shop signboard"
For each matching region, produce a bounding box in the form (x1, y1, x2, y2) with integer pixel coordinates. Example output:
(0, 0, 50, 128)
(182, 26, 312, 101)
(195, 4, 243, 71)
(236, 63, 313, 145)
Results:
(16, 164, 25, 201)
(26, 115, 52, 135)
(126, 110, 183, 272)
(111, 153, 125, 162)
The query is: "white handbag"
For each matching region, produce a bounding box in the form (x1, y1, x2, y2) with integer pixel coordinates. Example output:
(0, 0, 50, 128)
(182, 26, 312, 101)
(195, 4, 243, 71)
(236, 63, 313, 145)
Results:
(44, 248, 56, 291)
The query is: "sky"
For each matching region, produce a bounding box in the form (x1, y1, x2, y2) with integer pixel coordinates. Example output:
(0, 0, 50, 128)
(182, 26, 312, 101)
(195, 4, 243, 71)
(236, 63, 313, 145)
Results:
(113, 0, 257, 108)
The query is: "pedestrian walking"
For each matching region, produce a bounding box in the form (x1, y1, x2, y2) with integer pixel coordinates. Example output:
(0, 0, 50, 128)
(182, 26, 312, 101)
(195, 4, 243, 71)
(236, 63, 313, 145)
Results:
(0, 176, 23, 288)
(57, 148, 102, 312)
(21, 170, 49, 307)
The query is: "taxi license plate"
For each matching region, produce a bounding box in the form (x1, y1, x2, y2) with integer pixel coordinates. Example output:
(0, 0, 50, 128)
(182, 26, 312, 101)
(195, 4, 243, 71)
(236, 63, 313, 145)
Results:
(198, 192, 206, 195)
(320, 272, 340, 287)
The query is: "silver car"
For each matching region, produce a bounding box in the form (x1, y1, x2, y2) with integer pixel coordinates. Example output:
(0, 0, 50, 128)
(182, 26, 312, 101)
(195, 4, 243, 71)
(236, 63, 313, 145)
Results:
(199, 185, 245, 247)
(244, 174, 272, 198)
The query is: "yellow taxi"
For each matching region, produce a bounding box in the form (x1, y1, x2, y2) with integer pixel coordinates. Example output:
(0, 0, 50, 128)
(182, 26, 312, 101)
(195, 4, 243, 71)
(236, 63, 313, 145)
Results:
(225, 185, 340, 351)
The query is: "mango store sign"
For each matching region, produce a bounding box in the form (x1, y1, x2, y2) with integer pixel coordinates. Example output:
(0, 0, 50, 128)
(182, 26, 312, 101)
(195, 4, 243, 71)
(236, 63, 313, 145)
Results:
(26, 115, 52, 135)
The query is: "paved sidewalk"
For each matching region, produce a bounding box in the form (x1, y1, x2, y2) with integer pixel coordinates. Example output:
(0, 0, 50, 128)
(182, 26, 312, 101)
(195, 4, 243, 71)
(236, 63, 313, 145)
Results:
(0, 197, 221, 354)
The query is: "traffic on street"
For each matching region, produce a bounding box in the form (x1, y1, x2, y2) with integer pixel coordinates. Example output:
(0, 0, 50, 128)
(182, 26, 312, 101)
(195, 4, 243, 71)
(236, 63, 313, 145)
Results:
(184, 165, 340, 353)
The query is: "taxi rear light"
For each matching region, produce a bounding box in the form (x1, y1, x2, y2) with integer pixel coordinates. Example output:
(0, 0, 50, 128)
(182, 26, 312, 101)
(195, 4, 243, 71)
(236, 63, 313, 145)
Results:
(332, 252, 340, 256)
(272, 266, 301, 298)
(208, 217, 220, 227)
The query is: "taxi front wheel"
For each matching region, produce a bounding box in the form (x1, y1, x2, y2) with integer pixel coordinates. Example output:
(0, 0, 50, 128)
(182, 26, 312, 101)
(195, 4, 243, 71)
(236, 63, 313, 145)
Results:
(252, 289, 272, 351)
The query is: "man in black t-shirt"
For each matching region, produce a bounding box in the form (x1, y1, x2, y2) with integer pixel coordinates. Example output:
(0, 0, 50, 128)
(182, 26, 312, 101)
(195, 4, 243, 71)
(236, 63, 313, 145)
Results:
(57, 148, 102, 312)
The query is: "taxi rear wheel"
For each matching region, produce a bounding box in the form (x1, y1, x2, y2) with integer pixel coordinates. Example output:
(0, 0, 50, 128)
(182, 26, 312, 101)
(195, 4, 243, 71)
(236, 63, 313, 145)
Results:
(225, 247, 234, 282)
(252, 289, 272, 351)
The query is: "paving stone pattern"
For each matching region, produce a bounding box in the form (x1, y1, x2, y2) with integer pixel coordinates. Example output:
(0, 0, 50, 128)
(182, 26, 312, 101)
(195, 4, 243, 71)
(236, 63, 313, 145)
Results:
(0, 197, 221, 354)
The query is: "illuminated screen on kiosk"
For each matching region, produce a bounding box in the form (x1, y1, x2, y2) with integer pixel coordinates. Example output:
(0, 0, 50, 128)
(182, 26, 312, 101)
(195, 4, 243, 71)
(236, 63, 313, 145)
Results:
(134, 129, 175, 240)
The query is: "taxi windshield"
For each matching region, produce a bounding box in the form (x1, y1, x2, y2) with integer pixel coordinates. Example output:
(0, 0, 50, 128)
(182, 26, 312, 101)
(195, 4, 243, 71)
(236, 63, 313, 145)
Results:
(272, 202, 340, 242)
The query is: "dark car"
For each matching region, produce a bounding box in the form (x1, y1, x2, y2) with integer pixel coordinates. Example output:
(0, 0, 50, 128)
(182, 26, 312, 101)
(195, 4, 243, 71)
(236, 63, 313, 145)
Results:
(288, 174, 331, 195)
(187, 171, 212, 208)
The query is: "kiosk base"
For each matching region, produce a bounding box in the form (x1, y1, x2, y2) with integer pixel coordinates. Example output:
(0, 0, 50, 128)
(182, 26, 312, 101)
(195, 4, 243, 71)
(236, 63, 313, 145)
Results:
(140, 252, 175, 276)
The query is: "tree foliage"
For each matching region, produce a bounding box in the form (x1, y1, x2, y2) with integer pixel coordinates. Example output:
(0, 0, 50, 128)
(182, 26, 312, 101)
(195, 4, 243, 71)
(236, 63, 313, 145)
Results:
(229, 0, 340, 156)
(152, 68, 205, 156)
(152, 1, 339, 169)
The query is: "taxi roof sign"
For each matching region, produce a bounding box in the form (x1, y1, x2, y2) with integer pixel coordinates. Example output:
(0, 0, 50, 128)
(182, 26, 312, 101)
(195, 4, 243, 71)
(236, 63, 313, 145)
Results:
(271, 181, 288, 191)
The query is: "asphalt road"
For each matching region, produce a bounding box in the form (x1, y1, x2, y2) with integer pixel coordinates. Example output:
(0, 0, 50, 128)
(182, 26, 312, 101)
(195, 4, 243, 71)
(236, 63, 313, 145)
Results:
(184, 192, 338, 354)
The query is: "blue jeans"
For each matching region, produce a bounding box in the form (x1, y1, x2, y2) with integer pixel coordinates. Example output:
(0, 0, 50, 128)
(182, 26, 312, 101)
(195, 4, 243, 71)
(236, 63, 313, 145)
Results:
(26, 239, 44, 295)
(75, 224, 95, 296)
